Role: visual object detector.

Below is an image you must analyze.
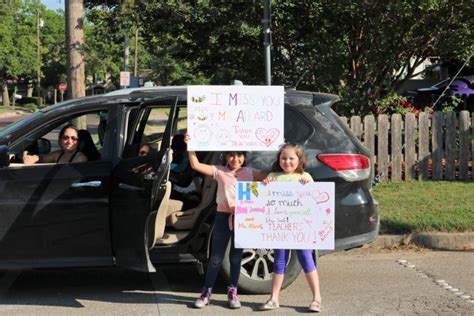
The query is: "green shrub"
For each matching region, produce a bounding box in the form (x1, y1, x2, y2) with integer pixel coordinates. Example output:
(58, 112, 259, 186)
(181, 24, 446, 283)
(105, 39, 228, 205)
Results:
(22, 103, 38, 112)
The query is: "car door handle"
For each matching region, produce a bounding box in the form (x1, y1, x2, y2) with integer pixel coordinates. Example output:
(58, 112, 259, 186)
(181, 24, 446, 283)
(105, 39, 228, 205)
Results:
(118, 183, 145, 191)
(71, 181, 102, 188)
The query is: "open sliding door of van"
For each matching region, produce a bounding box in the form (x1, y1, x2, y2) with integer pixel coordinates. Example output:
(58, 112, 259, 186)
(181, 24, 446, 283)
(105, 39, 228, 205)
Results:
(110, 98, 178, 272)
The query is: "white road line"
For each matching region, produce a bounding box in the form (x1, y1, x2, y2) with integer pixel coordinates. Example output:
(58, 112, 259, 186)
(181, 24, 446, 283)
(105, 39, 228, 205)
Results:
(397, 259, 473, 305)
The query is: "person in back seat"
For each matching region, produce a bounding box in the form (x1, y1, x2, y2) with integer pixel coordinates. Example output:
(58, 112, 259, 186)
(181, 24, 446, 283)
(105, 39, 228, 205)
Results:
(138, 143, 153, 156)
(169, 134, 200, 201)
(169, 134, 193, 187)
(170, 134, 188, 171)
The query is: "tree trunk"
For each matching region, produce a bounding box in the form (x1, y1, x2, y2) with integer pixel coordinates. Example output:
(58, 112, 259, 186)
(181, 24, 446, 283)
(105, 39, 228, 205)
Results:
(65, 0, 86, 129)
(2, 81, 10, 107)
(26, 81, 33, 97)
(10, 86, 17, 109)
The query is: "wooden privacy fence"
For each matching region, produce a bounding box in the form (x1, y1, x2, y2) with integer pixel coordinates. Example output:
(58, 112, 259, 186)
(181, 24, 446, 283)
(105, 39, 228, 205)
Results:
(340, 111, 473, 182)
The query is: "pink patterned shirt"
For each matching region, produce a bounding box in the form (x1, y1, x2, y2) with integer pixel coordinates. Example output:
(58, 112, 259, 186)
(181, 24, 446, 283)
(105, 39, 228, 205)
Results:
(212, 165, 257, 214)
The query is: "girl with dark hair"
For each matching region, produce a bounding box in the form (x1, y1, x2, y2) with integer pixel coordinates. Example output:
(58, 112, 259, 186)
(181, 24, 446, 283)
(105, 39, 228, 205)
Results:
(184, 134, 266, 309)
(23, 124, 87, 164)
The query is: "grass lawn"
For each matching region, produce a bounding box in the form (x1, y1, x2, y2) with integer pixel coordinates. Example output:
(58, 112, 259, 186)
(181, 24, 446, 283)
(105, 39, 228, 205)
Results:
(0, 107, 15, 115)
(0, 106, 31, 115)
(372, 181, 474, 234)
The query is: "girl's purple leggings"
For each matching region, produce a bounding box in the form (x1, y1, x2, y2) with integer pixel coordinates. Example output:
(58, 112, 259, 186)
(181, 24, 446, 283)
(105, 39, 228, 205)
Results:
(273, 249, 316, 274)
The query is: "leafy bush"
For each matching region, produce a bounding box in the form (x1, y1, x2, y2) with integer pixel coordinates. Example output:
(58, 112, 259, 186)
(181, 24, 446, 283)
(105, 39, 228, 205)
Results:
(367, 93, 434, 117)
(21, 103, 37, 112)
(439, 95, 463, 112)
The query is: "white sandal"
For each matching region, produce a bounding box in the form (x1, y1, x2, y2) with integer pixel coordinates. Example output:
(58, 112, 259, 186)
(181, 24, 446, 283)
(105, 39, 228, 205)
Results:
(260, 299, 279, 310)
(308, 299, 322, 312)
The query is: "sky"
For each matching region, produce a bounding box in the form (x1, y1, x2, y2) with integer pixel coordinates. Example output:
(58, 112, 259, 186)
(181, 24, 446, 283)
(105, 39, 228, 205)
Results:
(41, 0, 64, 11)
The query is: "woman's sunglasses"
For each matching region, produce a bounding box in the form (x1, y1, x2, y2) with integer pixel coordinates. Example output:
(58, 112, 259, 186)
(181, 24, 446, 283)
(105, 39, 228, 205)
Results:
(62, 135, 79, 142)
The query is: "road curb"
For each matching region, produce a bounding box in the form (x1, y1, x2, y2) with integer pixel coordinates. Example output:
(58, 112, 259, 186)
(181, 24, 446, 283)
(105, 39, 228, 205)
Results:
(371, 232, 474, 251)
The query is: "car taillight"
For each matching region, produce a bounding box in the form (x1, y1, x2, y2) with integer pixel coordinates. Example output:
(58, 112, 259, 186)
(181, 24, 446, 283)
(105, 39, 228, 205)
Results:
(317, 154, 370, 181)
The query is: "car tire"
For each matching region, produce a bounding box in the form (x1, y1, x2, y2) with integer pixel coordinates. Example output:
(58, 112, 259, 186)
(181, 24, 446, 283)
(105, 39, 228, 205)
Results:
(221, 242, 303, 294)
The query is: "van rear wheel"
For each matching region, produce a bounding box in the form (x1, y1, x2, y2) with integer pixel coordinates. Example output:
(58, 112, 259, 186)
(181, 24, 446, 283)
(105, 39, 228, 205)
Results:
(221, 244, 302, 294)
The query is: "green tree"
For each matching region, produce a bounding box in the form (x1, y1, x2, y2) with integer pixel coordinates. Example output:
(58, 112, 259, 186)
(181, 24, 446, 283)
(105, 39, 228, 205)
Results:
(84, 7, 123, 87)
(82, 0, 473, 115)
(306, 1, 474, 115)
(85, 1, 149, 88)
(40, 7, 66, 90)
(0, 0, 39, 106)
(85, 0, 209, 87)
(137, 1, 261, 85)
(141, 1, 473, 114)
(0, 1, 65, 106)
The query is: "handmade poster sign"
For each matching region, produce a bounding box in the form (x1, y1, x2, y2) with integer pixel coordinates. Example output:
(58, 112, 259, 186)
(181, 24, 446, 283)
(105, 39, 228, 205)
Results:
(234, 181, 335, 250)
(187, 85, 284, 151)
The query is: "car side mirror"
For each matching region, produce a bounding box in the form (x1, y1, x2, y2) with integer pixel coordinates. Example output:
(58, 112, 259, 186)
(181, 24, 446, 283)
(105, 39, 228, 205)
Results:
(37, 138, 51, 155)
(24, 137, 51, 155)
(24, 138, 51, 155)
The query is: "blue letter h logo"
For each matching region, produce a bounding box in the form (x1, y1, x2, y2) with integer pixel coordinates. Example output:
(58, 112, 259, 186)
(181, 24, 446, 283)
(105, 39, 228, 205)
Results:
(238, 182, 251, 200)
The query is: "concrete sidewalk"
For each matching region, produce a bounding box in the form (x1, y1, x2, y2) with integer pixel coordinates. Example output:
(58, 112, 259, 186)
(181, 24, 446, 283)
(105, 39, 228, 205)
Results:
(372, 232, 474, 251)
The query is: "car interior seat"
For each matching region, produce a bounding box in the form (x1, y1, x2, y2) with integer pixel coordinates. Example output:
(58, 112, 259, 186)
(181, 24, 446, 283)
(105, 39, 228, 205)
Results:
(165, 152, 213, 231)
(78, 129, 101, 161)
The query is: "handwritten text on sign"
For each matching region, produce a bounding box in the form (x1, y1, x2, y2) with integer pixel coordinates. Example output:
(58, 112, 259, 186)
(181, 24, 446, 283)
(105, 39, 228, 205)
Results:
(234, 181, 335, 250)
(187, 85, 284, 151)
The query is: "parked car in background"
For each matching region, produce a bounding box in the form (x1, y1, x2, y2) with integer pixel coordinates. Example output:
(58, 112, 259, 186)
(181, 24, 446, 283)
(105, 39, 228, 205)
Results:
(0, 86, 379, 293)
(407, 76, 474, 111)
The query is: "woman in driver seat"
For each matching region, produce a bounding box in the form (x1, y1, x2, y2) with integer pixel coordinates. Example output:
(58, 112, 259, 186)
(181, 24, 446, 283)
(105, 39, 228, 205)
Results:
(23, 124, 87, 164)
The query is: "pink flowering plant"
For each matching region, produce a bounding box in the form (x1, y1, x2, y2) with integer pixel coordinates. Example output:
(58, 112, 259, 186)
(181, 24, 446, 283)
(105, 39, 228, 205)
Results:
(367, 93, 433, 117)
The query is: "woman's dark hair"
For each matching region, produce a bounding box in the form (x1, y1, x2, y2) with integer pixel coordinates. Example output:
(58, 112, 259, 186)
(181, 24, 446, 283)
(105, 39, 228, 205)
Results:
(171, 134, 187, 164)
(171, 134, 187, 153)
(223, 151, 247, 166)
(78, 129, 101, 161)
(225, 151, 247, 157)
(271, 143, 307, 173)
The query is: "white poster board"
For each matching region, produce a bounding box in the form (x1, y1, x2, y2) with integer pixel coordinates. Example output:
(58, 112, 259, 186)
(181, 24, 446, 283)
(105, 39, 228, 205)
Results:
(187, 85, 284, 151)
(234, 181, 335, 250)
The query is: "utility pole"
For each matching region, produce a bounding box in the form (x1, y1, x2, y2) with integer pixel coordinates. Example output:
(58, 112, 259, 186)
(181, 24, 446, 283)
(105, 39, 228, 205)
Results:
(134, 25, 139, 77)
(262, 0, 272, 85)
(36, 8, 41, 108)
(120, 23, 131, 89)
(124, 24, 130, 73)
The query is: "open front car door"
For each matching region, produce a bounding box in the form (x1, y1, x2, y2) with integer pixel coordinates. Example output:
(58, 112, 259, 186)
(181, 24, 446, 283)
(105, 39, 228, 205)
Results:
(110, 98, 178, 272)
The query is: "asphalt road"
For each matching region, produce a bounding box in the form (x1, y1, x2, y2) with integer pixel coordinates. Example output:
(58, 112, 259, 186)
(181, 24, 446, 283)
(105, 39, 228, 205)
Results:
(0, 114, 25, 129)
(0, 247, 473, 315)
